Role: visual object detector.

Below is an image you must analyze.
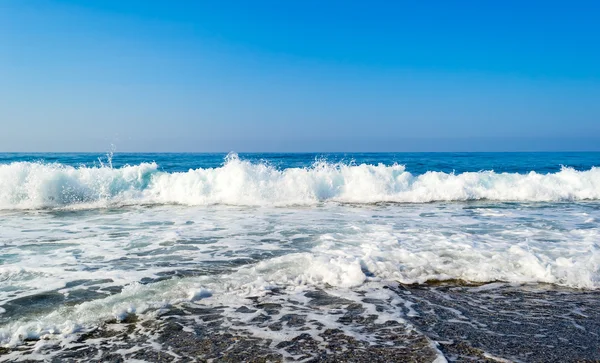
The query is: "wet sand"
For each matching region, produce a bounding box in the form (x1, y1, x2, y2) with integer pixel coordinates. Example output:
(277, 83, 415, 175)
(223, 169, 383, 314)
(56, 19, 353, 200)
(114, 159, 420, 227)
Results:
(2, 282, 598, 362)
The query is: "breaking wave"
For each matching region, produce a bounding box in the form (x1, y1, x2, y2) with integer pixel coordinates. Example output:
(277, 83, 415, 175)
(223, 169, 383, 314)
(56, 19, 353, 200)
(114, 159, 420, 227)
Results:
(1, 154, 599, 209)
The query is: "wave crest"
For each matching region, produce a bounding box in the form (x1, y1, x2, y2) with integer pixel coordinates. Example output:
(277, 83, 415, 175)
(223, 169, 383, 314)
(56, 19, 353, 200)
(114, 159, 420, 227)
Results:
(1, 154, 599, 209)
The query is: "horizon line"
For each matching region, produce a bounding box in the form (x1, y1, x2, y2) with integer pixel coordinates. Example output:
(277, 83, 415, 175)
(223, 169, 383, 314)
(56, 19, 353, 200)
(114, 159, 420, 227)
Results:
(1, 150, 600, 154)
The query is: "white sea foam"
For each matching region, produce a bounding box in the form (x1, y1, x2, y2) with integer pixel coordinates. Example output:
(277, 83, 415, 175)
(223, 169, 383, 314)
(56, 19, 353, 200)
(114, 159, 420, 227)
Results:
(1, 154, 600, 209)
(3, 227, 596, 347)
(1, 157, 599, 349)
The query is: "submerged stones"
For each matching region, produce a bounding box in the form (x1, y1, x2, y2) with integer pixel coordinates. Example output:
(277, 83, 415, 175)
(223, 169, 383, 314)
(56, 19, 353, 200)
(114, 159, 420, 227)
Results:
(2, 283, 600, 362)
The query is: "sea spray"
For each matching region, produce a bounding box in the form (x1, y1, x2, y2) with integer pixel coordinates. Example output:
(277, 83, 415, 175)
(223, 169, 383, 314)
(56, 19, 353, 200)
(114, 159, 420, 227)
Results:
(1, 153, 599, 209)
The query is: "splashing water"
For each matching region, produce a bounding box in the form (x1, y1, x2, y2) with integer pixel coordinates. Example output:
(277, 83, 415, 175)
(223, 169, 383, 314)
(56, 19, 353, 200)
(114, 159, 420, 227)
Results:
(0, 152, 598, 361)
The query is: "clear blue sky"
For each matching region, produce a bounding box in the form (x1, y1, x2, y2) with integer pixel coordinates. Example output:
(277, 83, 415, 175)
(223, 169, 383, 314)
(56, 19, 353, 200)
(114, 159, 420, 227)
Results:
(1, 0, 599, 152)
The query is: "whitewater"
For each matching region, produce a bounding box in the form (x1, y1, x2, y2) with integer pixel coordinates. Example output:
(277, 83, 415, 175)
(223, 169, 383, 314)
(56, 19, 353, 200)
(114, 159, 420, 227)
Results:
(1, 153, 600, 209)
(0, 152, 599, 361)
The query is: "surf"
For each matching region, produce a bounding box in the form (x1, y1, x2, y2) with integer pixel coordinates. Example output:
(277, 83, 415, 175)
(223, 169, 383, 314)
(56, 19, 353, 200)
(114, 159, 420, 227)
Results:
(1, 153, 599, 209)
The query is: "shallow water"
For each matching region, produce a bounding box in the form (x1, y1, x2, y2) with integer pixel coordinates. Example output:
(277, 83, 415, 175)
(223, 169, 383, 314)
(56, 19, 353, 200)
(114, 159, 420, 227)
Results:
(0, 152, 599, 361)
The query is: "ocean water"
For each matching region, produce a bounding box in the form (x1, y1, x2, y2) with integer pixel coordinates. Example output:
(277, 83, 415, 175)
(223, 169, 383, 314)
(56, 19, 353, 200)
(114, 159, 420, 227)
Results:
(0, 152, 599, 361)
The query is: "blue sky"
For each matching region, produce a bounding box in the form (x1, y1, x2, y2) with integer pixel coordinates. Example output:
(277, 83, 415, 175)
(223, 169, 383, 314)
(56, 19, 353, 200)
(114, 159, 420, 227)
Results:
(1, 0, 599, 151)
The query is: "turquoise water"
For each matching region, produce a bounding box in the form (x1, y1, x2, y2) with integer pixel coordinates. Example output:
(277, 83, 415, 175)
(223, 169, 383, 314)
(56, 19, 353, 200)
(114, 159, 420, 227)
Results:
(1, 152, 598, 173)
(0, 152, 599, 358)
(0, 152, 599, 209)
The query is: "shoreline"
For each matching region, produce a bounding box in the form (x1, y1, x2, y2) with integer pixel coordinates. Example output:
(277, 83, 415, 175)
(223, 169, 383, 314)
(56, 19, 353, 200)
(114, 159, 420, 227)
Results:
(2, 282, 598, 362)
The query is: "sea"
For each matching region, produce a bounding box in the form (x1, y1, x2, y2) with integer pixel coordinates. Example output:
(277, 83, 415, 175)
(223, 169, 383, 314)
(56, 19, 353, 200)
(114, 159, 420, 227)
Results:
(0, 152, 599, 362)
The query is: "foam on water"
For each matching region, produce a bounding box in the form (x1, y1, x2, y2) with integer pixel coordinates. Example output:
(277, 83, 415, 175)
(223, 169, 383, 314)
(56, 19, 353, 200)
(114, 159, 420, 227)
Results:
(1, 153, 600, 209)
(1, 153, 599, 356)
(0, 200, 598, 347)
